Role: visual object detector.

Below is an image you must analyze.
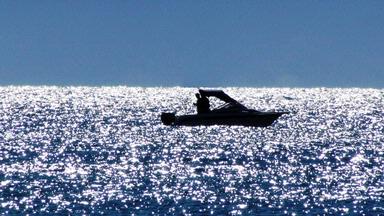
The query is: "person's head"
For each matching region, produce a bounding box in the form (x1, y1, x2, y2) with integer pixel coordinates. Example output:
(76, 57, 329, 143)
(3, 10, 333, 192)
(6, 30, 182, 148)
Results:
(195, 93, 200, 99)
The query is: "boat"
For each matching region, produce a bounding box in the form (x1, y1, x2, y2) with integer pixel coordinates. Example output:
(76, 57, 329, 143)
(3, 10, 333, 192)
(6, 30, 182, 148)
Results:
(161, 89, 289, 127)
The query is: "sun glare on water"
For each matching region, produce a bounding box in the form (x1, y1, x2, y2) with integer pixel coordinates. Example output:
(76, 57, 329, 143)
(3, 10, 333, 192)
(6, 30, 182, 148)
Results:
(0, 87, 383, 215)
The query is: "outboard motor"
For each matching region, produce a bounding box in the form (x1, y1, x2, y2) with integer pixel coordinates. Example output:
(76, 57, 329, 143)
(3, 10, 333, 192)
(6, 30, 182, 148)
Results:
(161, 113, 176, 125)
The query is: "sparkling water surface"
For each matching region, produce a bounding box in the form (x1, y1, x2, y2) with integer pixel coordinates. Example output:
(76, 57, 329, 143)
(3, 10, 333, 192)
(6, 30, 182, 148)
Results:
(0, 86, 383, 215)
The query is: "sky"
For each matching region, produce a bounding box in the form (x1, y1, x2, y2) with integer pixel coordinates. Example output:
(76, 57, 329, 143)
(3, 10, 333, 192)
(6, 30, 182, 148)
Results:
(1, 1, 384, 87)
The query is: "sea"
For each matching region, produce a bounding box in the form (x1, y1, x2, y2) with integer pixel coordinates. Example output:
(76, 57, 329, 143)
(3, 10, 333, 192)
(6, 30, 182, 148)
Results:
(0, 86, 383, 215)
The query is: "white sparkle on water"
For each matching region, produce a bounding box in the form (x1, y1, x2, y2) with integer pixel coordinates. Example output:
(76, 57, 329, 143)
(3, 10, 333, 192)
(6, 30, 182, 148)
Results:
(0, 86, 383, 215)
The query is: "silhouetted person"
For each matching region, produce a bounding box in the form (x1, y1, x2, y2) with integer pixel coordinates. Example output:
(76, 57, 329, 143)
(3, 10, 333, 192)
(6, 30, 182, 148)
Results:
(195, 93, 210, 114)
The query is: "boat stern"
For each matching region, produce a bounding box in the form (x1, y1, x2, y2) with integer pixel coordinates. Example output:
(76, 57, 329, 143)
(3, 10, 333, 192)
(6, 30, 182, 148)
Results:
(161, 112, 176, 125)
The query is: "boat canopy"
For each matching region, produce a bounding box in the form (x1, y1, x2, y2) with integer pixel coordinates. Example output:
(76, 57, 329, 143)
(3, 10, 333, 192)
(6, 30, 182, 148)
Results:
(198, 89, 247, 110)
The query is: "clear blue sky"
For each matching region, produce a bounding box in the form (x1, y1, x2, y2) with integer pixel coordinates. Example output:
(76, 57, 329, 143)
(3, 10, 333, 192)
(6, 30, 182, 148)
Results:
(1, 1, 383, 87)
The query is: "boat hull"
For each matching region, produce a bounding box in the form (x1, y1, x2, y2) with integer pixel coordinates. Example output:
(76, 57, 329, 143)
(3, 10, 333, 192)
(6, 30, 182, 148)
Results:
(161, 112, 287, 127)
